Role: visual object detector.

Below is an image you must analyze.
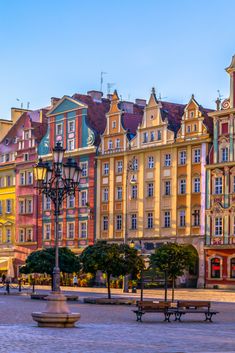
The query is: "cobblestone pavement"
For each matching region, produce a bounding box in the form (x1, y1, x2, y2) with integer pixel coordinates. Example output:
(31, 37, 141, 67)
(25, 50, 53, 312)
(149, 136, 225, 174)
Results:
(0, 291, 235, 353)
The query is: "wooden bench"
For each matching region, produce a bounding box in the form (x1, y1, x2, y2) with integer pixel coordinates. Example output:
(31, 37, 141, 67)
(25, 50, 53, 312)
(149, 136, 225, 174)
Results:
(174, 300, 219, 322)
(133, 301, 173, 322)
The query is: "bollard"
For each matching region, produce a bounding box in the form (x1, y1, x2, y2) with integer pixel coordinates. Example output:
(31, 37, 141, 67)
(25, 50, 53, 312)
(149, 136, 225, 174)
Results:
(19, 279, 22, 292)
(6, 283, 10, 295)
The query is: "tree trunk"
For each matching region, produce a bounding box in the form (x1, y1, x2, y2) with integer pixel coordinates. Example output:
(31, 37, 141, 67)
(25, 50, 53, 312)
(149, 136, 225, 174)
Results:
(164, 270, 168, 302)
(171, 277, 175, 302)
(107, 273, 111, 299)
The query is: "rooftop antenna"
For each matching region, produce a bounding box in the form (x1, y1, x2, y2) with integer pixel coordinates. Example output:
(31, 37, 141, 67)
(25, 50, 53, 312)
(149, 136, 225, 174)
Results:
(107, 82, 115, 94)
(158, 92, 167, 101)
(27, 102, 30, 109)
(21, 102, 23, 109)
(100, 71, 107, 92)
(215, 90, 223, 110)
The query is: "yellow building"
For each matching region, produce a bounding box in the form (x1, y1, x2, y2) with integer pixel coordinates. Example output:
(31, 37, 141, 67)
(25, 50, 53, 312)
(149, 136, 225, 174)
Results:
(96, 90, 212, 287)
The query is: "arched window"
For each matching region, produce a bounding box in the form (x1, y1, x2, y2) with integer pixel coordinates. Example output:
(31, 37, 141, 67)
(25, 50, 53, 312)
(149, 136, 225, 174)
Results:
(230, 258, 235, 278)
(211, 258, 221, 278)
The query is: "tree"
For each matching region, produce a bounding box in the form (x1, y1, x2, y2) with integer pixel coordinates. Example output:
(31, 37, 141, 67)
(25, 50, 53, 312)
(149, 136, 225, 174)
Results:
(150, 243, 197, 302)
(80, 241, 144, 299)
(20, 247, 81, 288)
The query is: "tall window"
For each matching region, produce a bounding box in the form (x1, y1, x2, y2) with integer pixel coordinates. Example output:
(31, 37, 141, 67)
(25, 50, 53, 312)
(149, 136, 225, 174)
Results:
(68, 195, 75, 208)
(80, 222, 87, 238)
(180, 179, 186, 194)
(165, 154, 171, 167)
(116, 215, 122, 230)
(44, 224, 51, 240)
(179, 210, 186, 227)
(165, 181, 171, 196)
(116, 139, 120, 149)
(230, 258, 235, 278)
(131, 185, 138, 199)
(192, 210, 200, 226)
(81, 191, 87, 207)
(26, 199, 33, 213)
(193, 148, 201, 163)
(117, 161, 123, 174)
(147, 212, 153, 229)
(157, 130, 162, 140)
(56, 123, 62, 135)
(6, 176, 11, 187)
(133, 158, 138, 171)
(44, 197, 51, 210)
(131, 214, 137, 230)
(6, 199, 11, 213)
(179, 151, 186, 165)
(108, 140, 113, 150)
(26, 228, 33, 242)
(81, 162, 88, 177)
(215, 217, 222, 236)
(150, 131, 155, 141)
(103, 163, 109, 175)
(143, 132, 148, 143)
(148, 156, 154, 169)
(147, 183, 154, 197)
(58, 223, 63, 240)
(211, 258, 221, 278)
(19, 229, 24, 242)
(27, 171, 33, 185)
(117, 186, 122, 200)
(103, 216, 108, 231)
(221, 147, 229, 162)
(215, 177, 222, 194)
(68, 120, 75, 132)
(68, 139, 75, 151)
(6, 229, 11, 243)
(19, 200, 24, 214)
(103, 188, 109, 202)
(164, 211, 171, 228)
(194, 177, 200, 193)
(67, 223, 75, 239)
(20, 172, 25, 185)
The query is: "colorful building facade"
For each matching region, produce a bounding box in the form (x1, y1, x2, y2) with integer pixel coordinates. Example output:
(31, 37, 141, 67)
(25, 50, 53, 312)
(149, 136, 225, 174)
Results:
(97, 89, 212, 287)
(205, 56, 235, 288)
(38, 92, 110, 255)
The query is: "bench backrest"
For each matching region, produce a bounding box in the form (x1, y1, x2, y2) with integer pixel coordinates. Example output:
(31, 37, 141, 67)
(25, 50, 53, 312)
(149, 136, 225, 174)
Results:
(177, 301, 210, 309)
(137, 301, 171, 310)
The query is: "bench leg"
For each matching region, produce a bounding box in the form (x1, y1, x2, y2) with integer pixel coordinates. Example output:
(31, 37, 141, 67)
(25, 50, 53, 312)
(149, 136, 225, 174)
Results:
(205, 312, 213, 322)
(174, 312, 182, 322)
(164, 312, 171, 322)
(136, 311, 143, 322)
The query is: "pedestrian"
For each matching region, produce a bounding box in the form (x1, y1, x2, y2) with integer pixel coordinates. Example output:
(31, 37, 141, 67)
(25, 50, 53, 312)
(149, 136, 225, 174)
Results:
(2, 274, 6, 284)
(73, 275, 78, 287)
(5, 277, 10, 295)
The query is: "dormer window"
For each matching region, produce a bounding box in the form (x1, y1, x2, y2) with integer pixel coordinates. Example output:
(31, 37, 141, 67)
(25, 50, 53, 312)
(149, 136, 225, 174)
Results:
(194, 124, 197, 131)
(112, 121, 116, 129)
(190, 111, 194, 118)
(108, 140, 113, 150)
(116, 139, 120, 149)
(5, 138, 9, 146)
(187, 125, 191, 133)
(24, 131, 29, 140)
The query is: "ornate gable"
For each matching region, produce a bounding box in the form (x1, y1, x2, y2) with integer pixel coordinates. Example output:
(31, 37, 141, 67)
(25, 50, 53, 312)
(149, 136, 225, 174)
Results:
(47, 96, 87, 116)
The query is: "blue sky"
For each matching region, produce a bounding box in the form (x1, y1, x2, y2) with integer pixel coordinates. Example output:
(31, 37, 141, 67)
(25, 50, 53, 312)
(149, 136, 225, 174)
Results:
(0, 0, 234, 118)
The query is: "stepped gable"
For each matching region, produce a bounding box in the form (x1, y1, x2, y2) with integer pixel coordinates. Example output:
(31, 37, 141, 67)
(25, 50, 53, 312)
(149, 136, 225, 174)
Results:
(160, 101, 186, 135)
(72, 93, 110, 135)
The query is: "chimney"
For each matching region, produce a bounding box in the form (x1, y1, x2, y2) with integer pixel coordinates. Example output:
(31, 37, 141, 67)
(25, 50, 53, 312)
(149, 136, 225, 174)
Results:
(87, 90, 103, 102)
(51, 97, 60, 106)
(121, 101, 134, 113)
(135, 99, 146, 107)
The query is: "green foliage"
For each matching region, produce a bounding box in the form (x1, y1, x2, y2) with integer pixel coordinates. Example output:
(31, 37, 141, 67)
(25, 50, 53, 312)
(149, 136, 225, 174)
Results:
(20, 247, 81, 275)
(150, 242, 196, 279)
(80, 241, 144, 298)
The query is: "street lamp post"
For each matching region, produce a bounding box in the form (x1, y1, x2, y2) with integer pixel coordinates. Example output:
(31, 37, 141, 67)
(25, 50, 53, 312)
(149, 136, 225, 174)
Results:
(32, 142, 82, 327)
(123, 156, 136, 293)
